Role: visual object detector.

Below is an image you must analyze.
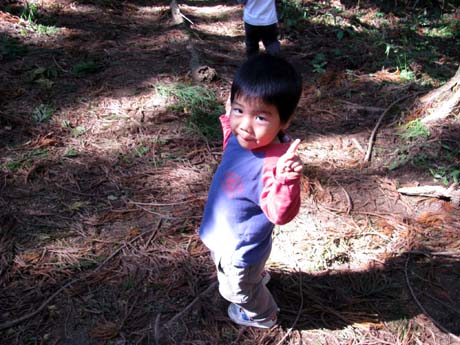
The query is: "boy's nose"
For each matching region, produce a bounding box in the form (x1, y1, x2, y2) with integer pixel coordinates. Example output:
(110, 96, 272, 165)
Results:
(240, 116, 252, 132)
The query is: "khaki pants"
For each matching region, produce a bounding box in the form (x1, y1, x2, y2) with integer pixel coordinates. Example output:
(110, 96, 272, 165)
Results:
(211, 250, 278, 321)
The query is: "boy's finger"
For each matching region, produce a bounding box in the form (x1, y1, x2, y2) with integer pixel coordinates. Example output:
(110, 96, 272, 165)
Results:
(286, 139, 301, 154)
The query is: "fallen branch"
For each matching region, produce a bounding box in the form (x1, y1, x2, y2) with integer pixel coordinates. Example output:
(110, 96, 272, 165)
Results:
(340, 100, 385, 113)
(398, 183, 460, 207)
(364, 91, 424, 162)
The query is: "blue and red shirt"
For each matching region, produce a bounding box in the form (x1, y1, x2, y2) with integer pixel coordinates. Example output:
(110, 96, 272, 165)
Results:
(199, 115, 301, 267)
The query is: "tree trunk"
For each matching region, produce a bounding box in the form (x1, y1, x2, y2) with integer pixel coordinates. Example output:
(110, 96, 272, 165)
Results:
(420, 66, 460, 124)
(169, 0, 216, 83)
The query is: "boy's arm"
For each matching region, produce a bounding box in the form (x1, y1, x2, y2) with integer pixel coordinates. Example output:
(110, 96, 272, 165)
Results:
(260, 140, 303, 225)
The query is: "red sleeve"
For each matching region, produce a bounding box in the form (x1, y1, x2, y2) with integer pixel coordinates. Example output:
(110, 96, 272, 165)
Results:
(259, 145, 301, 225)
(219, 115, 232, 150)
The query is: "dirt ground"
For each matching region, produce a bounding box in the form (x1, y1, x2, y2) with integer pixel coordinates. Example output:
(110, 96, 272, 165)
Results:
(0, 0, 459, 344)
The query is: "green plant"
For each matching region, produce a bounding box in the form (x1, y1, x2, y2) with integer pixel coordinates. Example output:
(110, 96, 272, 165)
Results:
(401, 119, 430, 140)
(71, 126, 87, 137)
(32, 104, 54, 123)
(28, 66, 58, 89)
(19, 2, 59, 36)
(35, 23, 59, 35)
(278, 0, 308, 29)
(423, 23, 457, 38)
(383, 42, 396, 58)
(61, 119, 72, 128)
(21, 1, 40, 22)
(64, 148, 78, 157)
(312, 53, 327, 74)
(388, 149, 409, 170)
(410, 152, 429, 167)
(3, 149, 49, 172)
(72, 61, 101, 75)
(396, 54, 415, 81)
(430, 166, 460, 185)
(156, 83, 215, 110)
(156, 83, 223, 139)
(133, 145, 149, 157)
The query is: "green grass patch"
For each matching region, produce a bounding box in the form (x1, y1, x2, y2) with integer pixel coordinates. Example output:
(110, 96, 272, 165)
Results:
(400, 119, 430, 140)
(406, 144, 460, 185)
(430, 165, 460, 185)
(3, 149, 49, 173)
(278, 0, 309, 30)
(32, 104, 54, 123)
(19, 1, 59, 36)
(156, 83, 223, 140)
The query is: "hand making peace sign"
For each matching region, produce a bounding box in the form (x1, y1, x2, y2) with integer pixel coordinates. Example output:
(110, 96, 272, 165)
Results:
(276, 139, 303, 179)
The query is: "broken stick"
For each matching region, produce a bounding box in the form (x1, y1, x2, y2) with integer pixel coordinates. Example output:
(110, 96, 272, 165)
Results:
(397, 183, 460, 207)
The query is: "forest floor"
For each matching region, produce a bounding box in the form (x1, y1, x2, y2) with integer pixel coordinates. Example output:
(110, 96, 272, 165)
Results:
(0, 0, 460, 344)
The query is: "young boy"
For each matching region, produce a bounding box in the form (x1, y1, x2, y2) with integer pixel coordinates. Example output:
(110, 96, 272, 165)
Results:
(238, 0, 281, 58)
(199, 54, 303, 328)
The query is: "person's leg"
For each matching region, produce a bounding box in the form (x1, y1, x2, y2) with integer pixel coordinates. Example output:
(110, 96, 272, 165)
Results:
(261, 23, 280, 56)
(244, 22, 261, 58)
(218, 251, 278, 323)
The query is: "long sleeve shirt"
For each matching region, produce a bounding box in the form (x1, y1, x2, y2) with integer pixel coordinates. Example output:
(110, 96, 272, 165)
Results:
(199, 115, 300, 267)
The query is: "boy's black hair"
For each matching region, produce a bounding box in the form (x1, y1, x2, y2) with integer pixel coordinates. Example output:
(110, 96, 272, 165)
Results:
(230, 53, 302, 124)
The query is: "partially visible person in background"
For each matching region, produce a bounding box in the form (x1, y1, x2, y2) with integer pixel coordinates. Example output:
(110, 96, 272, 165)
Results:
(238, 0, 281, 58)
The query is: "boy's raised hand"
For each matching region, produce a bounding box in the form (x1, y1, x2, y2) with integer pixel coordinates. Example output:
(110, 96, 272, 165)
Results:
(276, 139, 303, 179)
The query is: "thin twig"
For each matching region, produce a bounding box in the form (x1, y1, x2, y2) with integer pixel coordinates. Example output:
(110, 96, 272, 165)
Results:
(364, 91, 425, 162)
(406, 250, 460, 257)
(404, 254, 460, 343)
(275, 268, 303, 345)
(181, 13, 194, 25)
(164, 281, 218, 328)
(129, 198, 202, 207)
(0, 278, 76, 331)
(154, 313, 161, 345)
(331, 177, 353, 214)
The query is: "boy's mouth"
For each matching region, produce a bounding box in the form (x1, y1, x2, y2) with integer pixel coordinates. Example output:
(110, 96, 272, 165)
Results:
(238, 133, 255, 142)
(240, 136, 256, 143)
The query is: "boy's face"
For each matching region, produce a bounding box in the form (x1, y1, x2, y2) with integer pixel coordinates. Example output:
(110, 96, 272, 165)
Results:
(229, 95, 287, 150)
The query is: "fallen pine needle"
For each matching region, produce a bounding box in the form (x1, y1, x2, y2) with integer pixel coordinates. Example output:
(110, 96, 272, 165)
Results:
(404, 254, 460, 343)
(0, 220, 162, 331)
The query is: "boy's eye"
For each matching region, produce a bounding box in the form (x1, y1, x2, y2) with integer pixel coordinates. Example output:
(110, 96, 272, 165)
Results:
(255, 115, 267, 121)
(232, 107, 243, 114)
